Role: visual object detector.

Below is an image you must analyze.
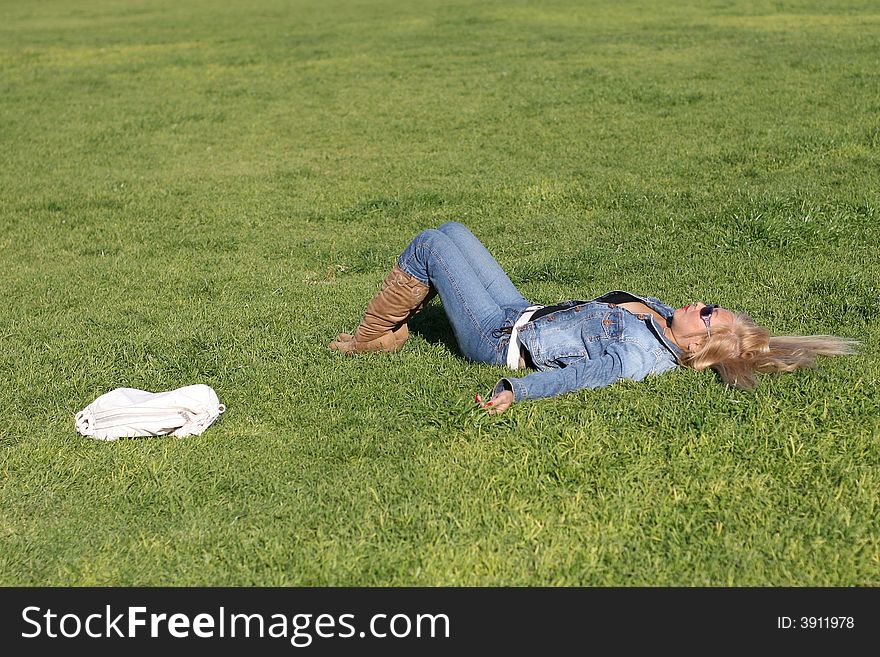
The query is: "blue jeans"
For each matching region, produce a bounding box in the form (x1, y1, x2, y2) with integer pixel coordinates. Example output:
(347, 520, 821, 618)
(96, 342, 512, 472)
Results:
(397, 222, 531, 364)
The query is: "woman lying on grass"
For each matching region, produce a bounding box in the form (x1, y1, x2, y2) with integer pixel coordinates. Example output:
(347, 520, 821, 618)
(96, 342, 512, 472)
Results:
(329, 222, 857, 414)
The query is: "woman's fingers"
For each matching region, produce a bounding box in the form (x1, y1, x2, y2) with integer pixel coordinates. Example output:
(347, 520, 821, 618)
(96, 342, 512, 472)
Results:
(487, 395, 510, 414)
(476, 390, 513, 414)
(475, 392, 496, 411)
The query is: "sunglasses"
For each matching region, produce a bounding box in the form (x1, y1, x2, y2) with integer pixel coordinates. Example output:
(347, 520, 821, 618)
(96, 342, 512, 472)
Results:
(700, 305, 718, 335)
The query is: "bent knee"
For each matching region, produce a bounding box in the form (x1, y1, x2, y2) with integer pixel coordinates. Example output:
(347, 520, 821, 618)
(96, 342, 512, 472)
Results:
(437, 220, 469, 234)
(416, 227, 446, 244)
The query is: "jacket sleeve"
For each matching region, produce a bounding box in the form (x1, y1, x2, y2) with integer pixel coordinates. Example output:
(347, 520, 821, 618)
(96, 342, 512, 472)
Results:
(492, 340, 665, 402)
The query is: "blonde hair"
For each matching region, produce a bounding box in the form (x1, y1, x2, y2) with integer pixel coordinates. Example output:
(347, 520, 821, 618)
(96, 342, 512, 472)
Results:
(679, 313, 859, 390)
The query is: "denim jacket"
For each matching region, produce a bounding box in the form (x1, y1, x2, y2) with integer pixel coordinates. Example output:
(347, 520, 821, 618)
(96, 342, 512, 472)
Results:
(493, 291, 683, 401)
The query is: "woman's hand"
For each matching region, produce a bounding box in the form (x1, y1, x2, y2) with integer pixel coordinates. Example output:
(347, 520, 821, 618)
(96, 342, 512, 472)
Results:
(476, 390, 514, 415)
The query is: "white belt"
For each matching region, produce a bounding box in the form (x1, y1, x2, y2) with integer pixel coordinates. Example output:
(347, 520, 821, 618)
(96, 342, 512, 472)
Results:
(506, 305, 544, 369)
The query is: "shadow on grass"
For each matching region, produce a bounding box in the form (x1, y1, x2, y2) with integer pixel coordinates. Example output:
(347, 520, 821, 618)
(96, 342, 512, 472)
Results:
(409, 304, 462, 357)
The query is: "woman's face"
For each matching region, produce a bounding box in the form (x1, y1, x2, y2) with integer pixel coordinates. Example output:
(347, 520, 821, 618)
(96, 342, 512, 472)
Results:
(669, 302, 735, 351)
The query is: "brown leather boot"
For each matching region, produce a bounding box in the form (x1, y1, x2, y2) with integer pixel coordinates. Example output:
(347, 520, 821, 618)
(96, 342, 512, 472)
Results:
(329, 265, 434, 354)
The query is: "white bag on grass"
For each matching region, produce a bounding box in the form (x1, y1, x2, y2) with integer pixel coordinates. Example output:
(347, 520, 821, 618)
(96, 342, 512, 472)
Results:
(75, 384, 226, 441)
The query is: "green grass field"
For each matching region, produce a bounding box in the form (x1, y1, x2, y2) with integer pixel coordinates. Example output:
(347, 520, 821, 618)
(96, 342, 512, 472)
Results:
(1, 0, 878, 585)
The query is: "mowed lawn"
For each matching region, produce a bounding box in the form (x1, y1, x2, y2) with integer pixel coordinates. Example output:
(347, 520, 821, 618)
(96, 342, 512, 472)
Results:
(1, 0, 878, 585)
